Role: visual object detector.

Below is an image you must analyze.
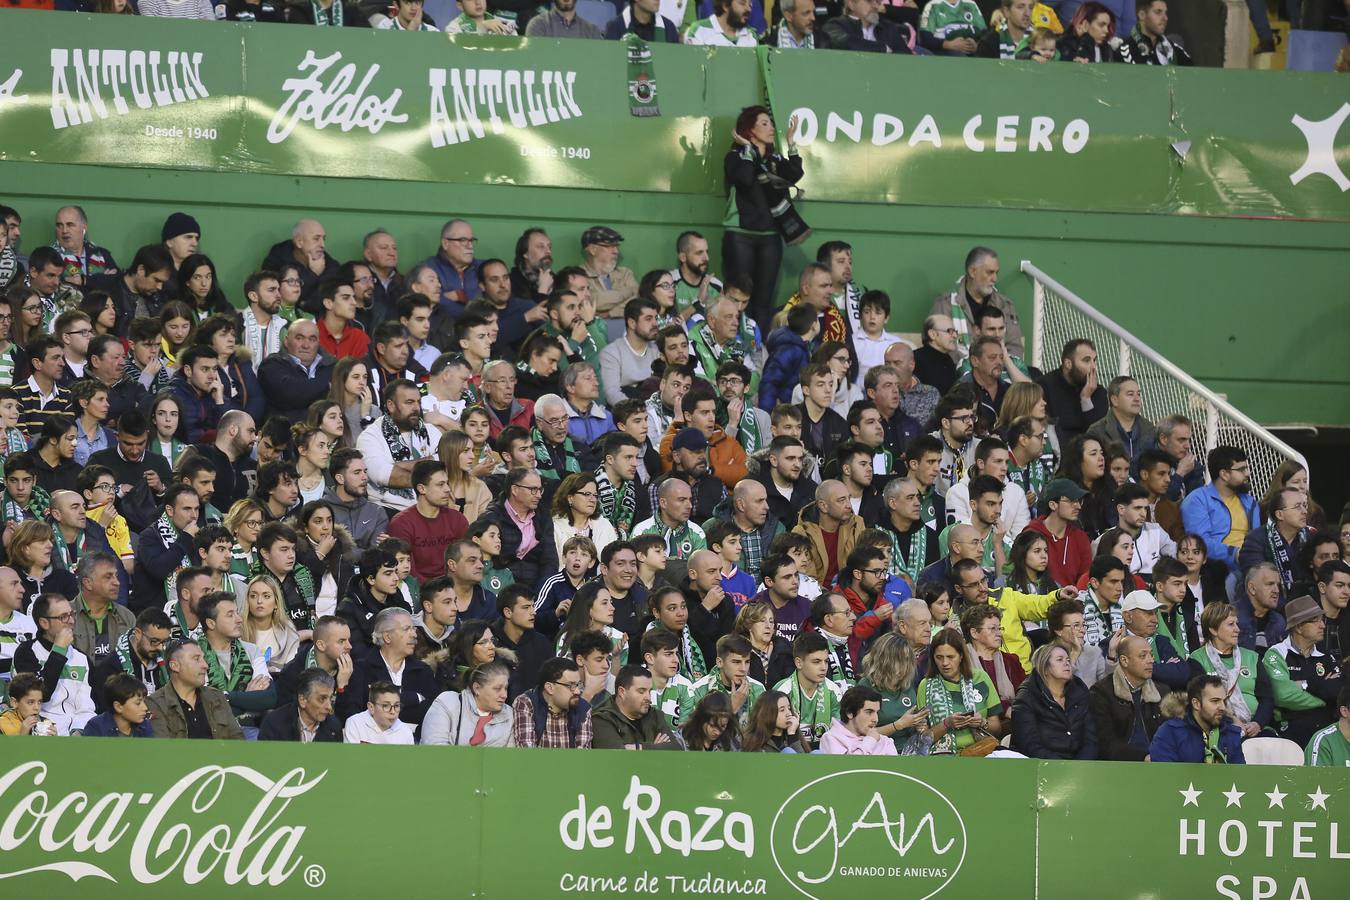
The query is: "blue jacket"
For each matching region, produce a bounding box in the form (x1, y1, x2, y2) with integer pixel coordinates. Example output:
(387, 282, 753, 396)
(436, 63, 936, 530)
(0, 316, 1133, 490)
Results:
(1234, 591, 1285, 652)
(1180, 484, 1260, 572)
(1143, 631, 1191, 692)
(759, 327, 811, 410)
(169, 373, 233, 444)
(81, 712, 155, 737)
(1149, 712, 1246, 764)
(420, 252, 480, 303)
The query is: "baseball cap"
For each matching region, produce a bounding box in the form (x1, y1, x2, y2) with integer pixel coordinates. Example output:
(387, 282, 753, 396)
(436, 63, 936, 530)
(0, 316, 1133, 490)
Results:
(1042, 478, 1088, 502)
(672, 428, 709, 452)
(1120, 590, 1161, 613)
(581, 226, 624, 248)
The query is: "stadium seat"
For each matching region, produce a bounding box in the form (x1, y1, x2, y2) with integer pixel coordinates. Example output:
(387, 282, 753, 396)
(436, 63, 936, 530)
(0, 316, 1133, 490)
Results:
(1241, 737, 1304, 766)
(425, 0, 460, 28)
(576, 0, 617, 30)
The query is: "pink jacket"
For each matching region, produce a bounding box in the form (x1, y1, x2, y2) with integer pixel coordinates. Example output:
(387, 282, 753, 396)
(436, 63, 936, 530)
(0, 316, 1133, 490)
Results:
(818, 720, 898, 756)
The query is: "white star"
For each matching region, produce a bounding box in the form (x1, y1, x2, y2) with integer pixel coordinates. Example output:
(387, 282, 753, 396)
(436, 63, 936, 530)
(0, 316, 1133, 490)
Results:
(1308, 787, 1330, 811)
(1266, 786, 1287, 809)
(1290, 102, 1350, 192)
(1223, 785, 1245, 808)
(1180, 783, 1202, 807)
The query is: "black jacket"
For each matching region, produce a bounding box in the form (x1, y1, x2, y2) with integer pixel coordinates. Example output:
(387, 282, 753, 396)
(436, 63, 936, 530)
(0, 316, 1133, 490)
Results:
(491, 620, 553, 701)
(914, 345, 956, 397)
(358, 651, 438, 732)
(480, 499, 558, 588)
(1088, 669, 1164, 761)
(1011, 670, 1098, 760)
(87, 272, 156, 337)
(257, 350, 337, 423)
(275, 644, 369, 724)
(336, 582, 413, 658)
(796, 402, 849, 474)
(678, 583, 737, 665)
(723, 145, 804, 233)
(30, 450, 80, 495)
(260, 239, 343, 315)
(749, 635, 795, 688)
(258, 703, 343, 742)
(1037, 370, 1107, 445)
(1058, 34, 1133, 63)
(755, 469, 815, 532)
(822, 15, 915, 53)
(1125, 29, 1192, 66)
(131, 525, 194, 613)
(190, 443, 257, 514)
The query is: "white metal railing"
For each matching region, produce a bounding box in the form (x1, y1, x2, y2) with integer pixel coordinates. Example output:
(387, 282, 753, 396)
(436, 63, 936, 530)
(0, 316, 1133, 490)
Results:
(1022, 260, 1306, 497)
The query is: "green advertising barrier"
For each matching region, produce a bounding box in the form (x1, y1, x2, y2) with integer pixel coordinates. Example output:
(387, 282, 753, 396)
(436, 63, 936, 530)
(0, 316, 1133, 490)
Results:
(0, 10, 1347, 221)
(0, 739, 1346, 897)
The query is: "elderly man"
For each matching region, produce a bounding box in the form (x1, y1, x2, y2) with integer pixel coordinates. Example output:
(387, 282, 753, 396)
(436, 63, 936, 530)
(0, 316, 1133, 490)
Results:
(792, 479, 863, 588)
(633, 477, 708, 560)
(1108, 590, 1190, 691)
(262, 219, 338, 314)
(480, 467, 558, 586)
(580, 226, 638, 331)
(69, 550, 134, 665)
(259, 668, 340, 742)
(355, 378, 443, 515)
(481, 358, 535, 438)
(893, 597, 933, 667)
(421, 218, 481, 307)
(1264, 595, 1344, 748)
(824, 0, 918, 52)
(703, 479, 783, 581)
(930, 246, 1023, 363)
(51, 205, 117, 287)
(689, 296, 757, 390)
(767, 0, 830, 47)
(358, 607, 439, 732)
(913, 314, 958, 397)
(360, 228, 404, 330)
(532, 392, 587, 482)
(257, 320, 337, 422)
(562, 363, 615, 446)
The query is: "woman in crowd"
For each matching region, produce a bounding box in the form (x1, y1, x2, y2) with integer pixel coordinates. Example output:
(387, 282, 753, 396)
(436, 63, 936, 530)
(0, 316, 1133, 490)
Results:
(995, 381, 1059, 470)
(328, 357, 375, 448)
(918, 628, 1004, 753)
(11, 285, 44, 352)
(469, 519, 515, 596)
(858, 632, 928, 753)
(639, 269, 681, 329)
(790, 342, 858, 419)
(293, 499, 355, 619)
(241, 573, 301, 674)
(176, 254, 232, 321)
(961, 604, 1026, 719)
(921, 580, 953, 634)
(9, 520, 79, 611)
(79, 292, 119, 338)
(740, 690, 810, 753)
(71, 380, 115, 466)
(551, 472, 618, 560)
(1083, 528, 1146, 591)
(1057, 434, 1111, 537)
(158, 301, 197, 371)
(722, 105, 804, 331)
(514, 332, 564, 402)
(1177, 533, 1226, 610)
(30, 415, 80, 494)
(556, 588, 627, 666)
(1187, 601, 1272, 739)
(1011, 640, 1097, 759)
(226, 499, 267, 582)
(1059, 2, 1129, 63)
(149, 391, 189, 467)
(439, 429, 491, 522)
(420, 661, 516, 747)
(460, 407, 498, 478)
(292, 423, 333, 505)
(673, 691, 738, 752)
(434, 620, 505, 692)
(1105, 443, 1131, 492)
(306, 399, 347, 451)
(734, 601, 793, 688)
(276, 262, 305, 313)
(198, 314, 265, 423)
(1007, 530, 1058, 646)
(1047, 597, 1105, 686)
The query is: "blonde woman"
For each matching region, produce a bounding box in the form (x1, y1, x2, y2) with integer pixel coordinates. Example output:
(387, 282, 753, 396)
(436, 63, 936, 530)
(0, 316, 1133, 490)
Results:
(859, 633, 928, 753)
(241, 574, 300, 673)
(225, 499, 267, 581)
(439, 429, 491, 522)
(995, 381, 1060, 468)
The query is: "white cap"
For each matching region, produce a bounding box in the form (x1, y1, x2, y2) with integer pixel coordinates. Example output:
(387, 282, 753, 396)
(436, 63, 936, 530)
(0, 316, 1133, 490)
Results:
(1120, 590, 1161, 613)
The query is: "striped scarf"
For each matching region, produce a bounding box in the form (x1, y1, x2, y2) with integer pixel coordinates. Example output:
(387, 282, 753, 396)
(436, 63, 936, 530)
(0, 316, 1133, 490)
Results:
(594, 464, 636, 539)
(241, 306, 286, 370)
(1, 487, 49, 527)
(925, 674, 985, 755)
(311, 0, 344, 24)
(198, 635, 253, 692)
(115, 629, 166, 691)
(50, 527, 85, 571)
(533, 427, 579, 481)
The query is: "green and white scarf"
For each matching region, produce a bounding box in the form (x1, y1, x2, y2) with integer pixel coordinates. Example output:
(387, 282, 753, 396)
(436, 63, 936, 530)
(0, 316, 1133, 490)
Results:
(2, 426, 26, 456)
(381, 414, 432, 501)
(1202, 643, 1253, 724)
(730, 402, 763, 454)
(886, 519, 928, 585)
(919, 486, 939, 532)
(115, 629, 166, 690)
(199, 635, 253, 693)
(676, 625, 706, 681)
(925, 674, 985, 756)
(51, 527, 86, 571)
(594, 464, 637, 539)
(624, 34, 661, 118)
(311, 0, 343, 25)
(821, 629, 856, 685)
(250, 559, 317, 624)
(1, 487, 49, 527)
(154, 512, 191, 568)
(784, 673, 837, 744)
(230, 541, 257, 581)
(533, 427, 580, 481)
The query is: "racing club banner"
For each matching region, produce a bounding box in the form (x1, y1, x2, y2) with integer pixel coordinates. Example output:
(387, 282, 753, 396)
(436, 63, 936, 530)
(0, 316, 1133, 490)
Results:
(0, 739, 1345, 897)
(0, 10, 1346, 221)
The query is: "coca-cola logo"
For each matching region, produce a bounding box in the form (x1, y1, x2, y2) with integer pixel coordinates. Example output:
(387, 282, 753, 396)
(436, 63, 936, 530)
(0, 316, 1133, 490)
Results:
(0, 761, 326, 886)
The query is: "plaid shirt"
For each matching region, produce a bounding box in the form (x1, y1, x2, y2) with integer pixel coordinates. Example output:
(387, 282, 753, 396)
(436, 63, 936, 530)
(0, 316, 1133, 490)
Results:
(511, 693, 592, 749)
(738, 526, 765, 580)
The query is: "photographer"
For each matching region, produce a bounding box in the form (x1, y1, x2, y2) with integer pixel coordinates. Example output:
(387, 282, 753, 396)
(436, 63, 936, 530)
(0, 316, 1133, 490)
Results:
(721, 106, 808, 333)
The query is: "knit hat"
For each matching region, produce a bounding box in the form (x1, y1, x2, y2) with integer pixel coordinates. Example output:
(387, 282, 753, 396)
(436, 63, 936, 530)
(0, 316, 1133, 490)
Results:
(672, 428, 709, 452)
(161, 212, 201, 242)
(1284, 595, 1322, 631)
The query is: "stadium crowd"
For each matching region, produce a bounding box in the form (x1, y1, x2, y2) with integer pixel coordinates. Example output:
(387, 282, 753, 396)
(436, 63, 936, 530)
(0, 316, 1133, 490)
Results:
(0, 84, 1348, 765)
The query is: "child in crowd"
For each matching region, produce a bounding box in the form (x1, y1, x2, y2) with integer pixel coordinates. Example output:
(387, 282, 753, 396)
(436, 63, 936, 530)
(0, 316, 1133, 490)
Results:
(759, 305, 819, 410)
(851, 290, 904, 383)
(707, 521, 757, 609)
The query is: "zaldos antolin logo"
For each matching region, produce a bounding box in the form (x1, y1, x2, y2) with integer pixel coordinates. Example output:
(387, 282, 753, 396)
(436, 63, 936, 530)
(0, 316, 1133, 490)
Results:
(769, 769, 967, 900)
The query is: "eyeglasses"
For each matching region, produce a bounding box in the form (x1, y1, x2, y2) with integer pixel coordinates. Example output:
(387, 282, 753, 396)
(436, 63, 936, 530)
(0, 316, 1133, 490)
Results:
(516, 484, 544, 494)
(445, 237, 479, 245)
(862, 568, 888, 576)
(655, 281, 675, 291)
(551, 680, 583, 693)
(91, 483, 117, 494)
(0, 314, 11, 322)
(475, 635, 496, 647)
(948, 414, 976, 423)
(572, 490, 598, 499)
(65, 328, 93, 337)
(142, 634, 169, 648)
(41, 612, 75, 622)
(538, 415, 568, 429)
(242, 519, 263, 529)
(281, 277, 302, 286)
(22, 304, 41, 314)
(374, 701, 402, 712)
(485, 377, 516, 386)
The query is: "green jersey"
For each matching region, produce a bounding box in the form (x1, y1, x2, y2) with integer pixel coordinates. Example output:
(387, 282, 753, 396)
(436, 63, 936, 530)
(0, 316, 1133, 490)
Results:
(919, 0, 987, 41)
(653, 674, 696, 729)
(631, 516, 707, 559)
(690, 669, 765, 729)
(1306, 723, 1350, 766)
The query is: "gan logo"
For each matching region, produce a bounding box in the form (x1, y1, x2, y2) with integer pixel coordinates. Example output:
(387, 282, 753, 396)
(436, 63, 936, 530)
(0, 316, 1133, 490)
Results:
(0, 761, 325, 886)
(48, 48, 208, 130)
(1289, 102, 1349, 192)
(769, 769, 967, 900)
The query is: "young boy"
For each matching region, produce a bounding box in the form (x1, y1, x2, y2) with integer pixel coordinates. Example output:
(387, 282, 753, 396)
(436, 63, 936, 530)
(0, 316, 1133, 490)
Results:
(706, 520, 757, 610)
(0, 673, 54, 735)
(759, 305, 820, 410)
(632, 533, 672, 594)
(125, 316, 172, 395)
(770, 532, 823, 601)
(774, 631, 843, 749)
(689, 633, 765, 729)
(81, 672, 154, 737)
(0, 387, 26, 466)
(535, 535, 596, 637)
(377, 536, 420, 607)
(571, 630, 615, 706)
(642, 628, 694, 729)
(1017, 27, 1060, 62)
(851, 290, 903, 382)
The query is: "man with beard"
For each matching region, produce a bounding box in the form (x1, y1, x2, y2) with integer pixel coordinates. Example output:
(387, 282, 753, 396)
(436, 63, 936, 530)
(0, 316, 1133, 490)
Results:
(977, 0, 1034, 59)
(356, 379, 443, 515)
(87, 244, 175, 337)
(1037, 338, 1107, 445)
(824, 0, 918, 53)
(509, 228, 555, 304)
(685, 0, 758, 45)
(360, 229, 404, 331)
(756, 436, 814, 528)
(1125, 0, 1192, 67)
(929, 247, 1024, 364)
(90, 607, 172, 712)
(239, 271, 287, 371)
(526, 289, 600, 379)
(1182, 446, 1261, 575)
(257, 320, 336, 423)
(525, 0, 604, 38)
(88, 410, 172, 533)
(717, 361, 770, 455)
(669, 231, 722, 319)
(511, 656, 594, 748)
(324, 448, 389, 552)
(479, 258, 546, 359)
(599, 297, 661, 405)
(767, 0, 831, 49)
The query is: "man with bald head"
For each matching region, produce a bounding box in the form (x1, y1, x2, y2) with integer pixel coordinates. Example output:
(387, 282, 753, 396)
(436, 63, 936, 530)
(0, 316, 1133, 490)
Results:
(51, 204, 117, 287)
(792, 479, 863, 587)
(919, 522, 981, 595)
(1090, 632, 1165, 760)
(702, 478, 783, 581)
(885, 342, 940, 428)
(257, 318, 337, 422)
(262, 218, 338, 314)
(633, 477, 707, 559)
(679, 548, 737, 662)
(193, 410, 258, 511)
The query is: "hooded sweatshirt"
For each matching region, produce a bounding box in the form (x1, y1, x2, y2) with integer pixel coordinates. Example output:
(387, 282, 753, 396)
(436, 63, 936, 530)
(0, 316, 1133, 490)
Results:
(818, 719, 898, 756)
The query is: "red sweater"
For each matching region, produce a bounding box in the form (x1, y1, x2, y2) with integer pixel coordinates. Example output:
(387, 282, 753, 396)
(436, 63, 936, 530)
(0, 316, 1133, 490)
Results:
(1025, 516, 1092, 588)
(387, 505, 469, 583)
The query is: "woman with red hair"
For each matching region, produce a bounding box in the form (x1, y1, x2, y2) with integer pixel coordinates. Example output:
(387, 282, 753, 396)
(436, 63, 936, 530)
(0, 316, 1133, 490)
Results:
(1059, 2, 1133, 62)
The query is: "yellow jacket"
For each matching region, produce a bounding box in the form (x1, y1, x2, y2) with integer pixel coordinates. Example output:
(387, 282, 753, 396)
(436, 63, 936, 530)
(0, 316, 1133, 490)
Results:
(987, 585, 1062, 670)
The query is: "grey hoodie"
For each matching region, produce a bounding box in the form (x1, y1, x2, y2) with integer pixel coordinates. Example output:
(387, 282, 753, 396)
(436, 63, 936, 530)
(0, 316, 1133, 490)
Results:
(322, 489, 389, 554)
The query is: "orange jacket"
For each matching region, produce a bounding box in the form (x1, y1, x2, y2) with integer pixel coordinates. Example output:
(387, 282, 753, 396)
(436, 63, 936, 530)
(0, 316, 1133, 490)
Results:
(658, 423, 748, 492)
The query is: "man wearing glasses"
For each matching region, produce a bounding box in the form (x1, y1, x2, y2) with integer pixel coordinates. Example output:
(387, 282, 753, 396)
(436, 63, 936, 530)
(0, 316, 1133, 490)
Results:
(343, 680, 414, 744)
(12, 593, 96, 735)
(512, 656, 594, 748)
(1181, 446, 1260, 575)
(914, 314, 959, 397)
(929, 393, 978, 499)
(90, 606, 172, 711)
(54, 310, 94, 386)
(422, 218, 482, 307)
(482, 467, 558, 588)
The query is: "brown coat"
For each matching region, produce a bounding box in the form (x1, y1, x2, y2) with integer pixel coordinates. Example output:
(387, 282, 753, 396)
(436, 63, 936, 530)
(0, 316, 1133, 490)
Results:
(930, 282, 1024, 362)
(792, 513, 866, 584)
(583, 263, 639, 319)
(146, 682, 244, 740)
